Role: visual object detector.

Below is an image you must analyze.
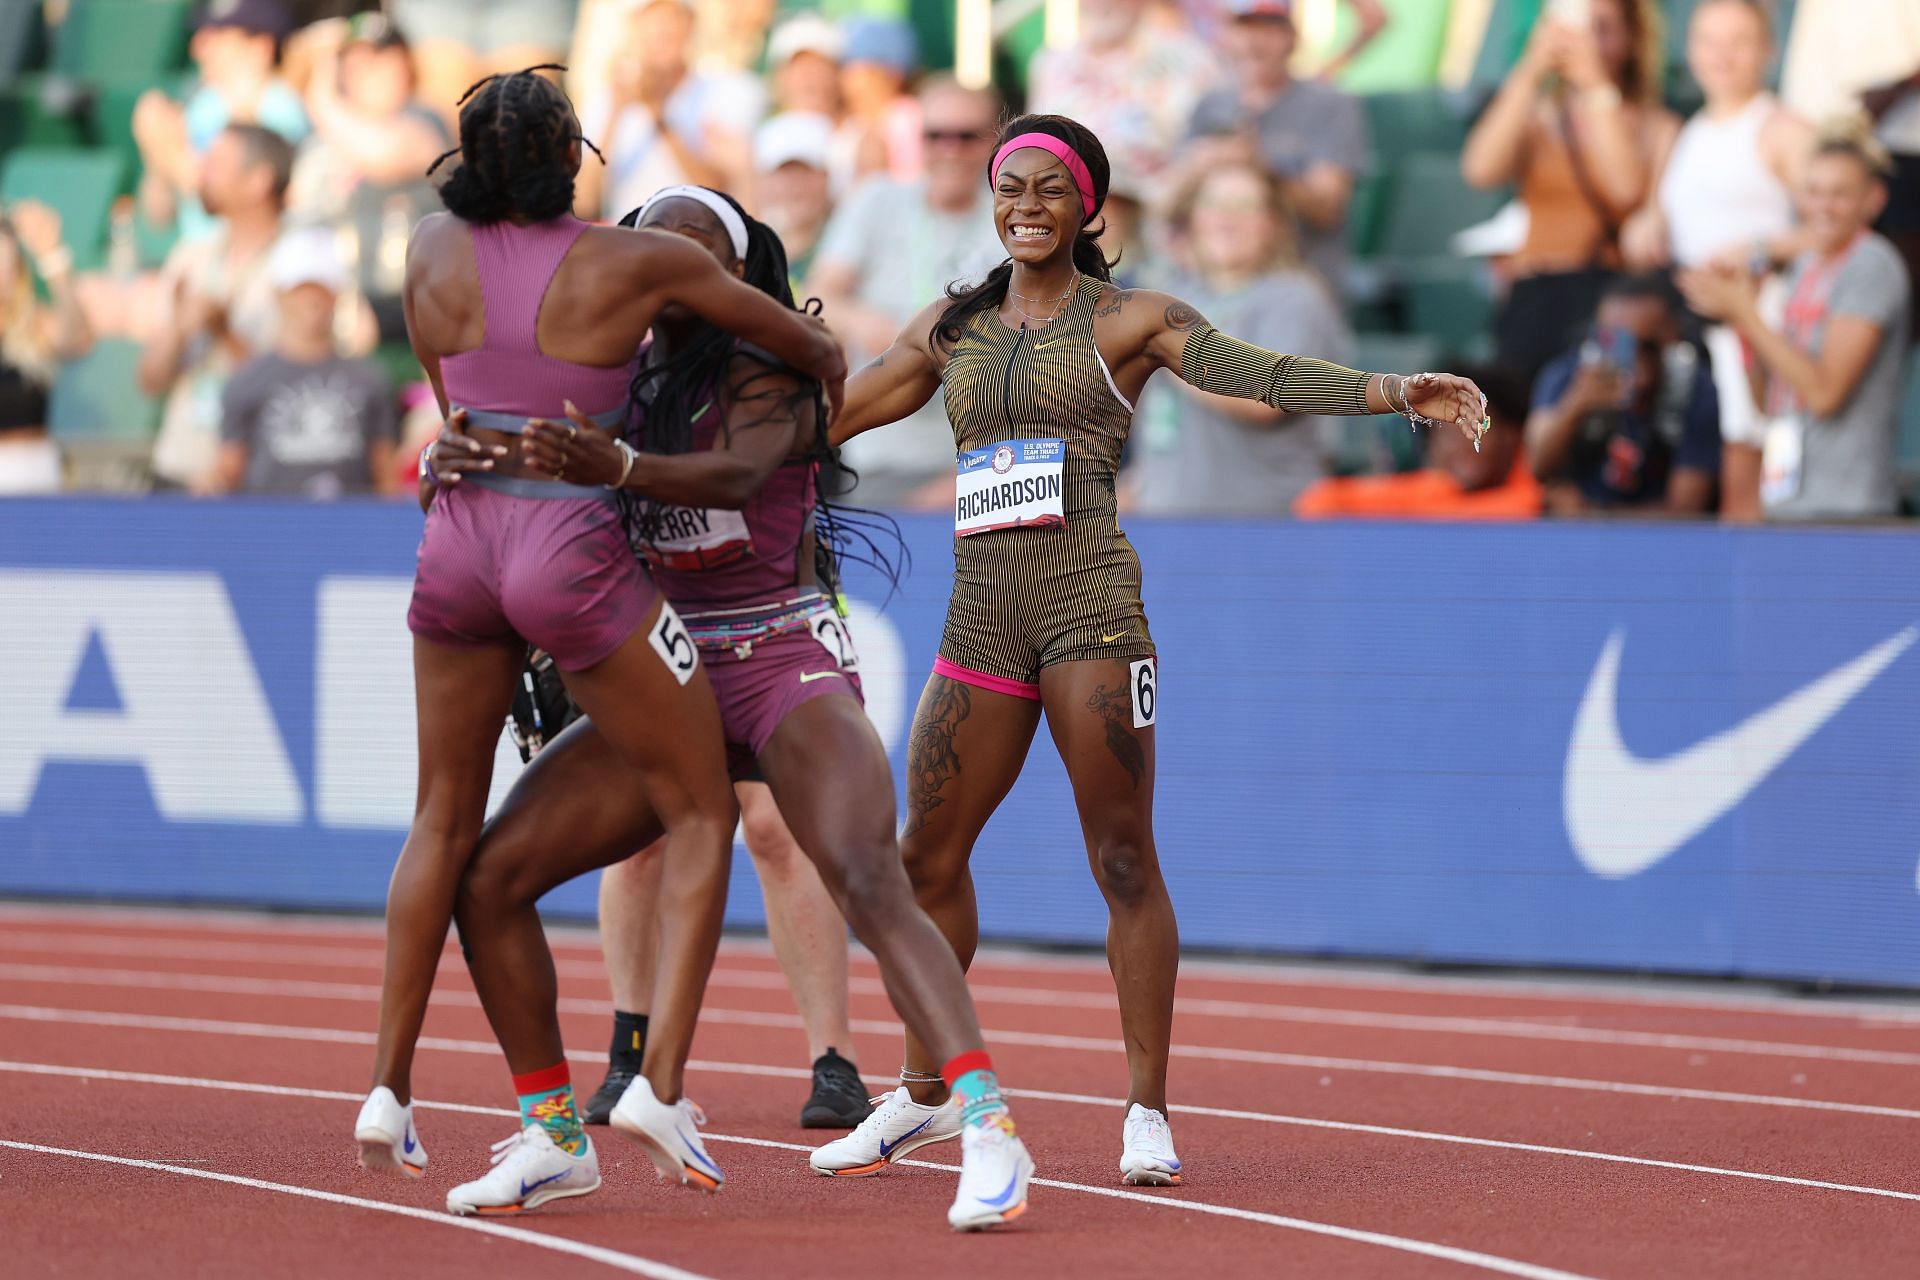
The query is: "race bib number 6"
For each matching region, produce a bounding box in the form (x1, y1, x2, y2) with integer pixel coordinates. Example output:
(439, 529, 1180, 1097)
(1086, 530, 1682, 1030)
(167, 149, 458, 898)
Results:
(1130, 657, 1156, 728)
(649, 600, 699, 685)
(955, 438, 1066, 536)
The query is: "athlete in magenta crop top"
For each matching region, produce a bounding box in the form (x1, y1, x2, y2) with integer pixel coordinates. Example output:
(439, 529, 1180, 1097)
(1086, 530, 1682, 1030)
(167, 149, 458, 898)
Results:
(357, 69, 847, 1219)
(426, 186, 1024, 1232)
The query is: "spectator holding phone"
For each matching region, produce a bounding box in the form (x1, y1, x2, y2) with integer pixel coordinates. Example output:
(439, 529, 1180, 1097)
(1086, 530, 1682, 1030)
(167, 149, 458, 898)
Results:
(1463, 0, 1679, 386)
(1527, 275, 1721, 515)
(1680, 120, 1912, 523)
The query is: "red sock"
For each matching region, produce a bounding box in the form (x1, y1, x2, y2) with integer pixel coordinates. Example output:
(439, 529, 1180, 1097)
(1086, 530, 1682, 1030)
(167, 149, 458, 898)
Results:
(940, 1050, 994, 1089)
(512, 1062, 572, 1095)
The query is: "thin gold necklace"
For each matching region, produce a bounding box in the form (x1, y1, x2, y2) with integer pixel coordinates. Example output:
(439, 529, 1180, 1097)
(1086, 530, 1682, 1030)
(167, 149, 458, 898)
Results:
(1009, 273, 1078, 325)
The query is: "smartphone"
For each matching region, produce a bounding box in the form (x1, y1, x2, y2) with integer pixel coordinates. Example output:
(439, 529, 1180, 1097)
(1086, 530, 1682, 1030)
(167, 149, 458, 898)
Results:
(1548, 0, 1591, 23)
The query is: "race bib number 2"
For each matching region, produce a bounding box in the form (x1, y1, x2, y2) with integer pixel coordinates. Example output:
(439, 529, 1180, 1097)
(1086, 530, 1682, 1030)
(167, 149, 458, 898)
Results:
(810, 611, 859, 672)
(649, 600, 699, 685)
(955, 438, 1066, 536)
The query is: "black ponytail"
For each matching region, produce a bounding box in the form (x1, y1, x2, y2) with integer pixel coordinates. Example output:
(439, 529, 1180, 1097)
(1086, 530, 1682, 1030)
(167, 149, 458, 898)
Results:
(429, 66, 592, 224)
(934, 114, 1114, 347)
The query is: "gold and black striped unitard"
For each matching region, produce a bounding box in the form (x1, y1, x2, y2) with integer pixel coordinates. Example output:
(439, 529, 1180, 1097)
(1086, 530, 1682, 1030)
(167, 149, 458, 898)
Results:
(935, 277, 1374, 692)
(937, 278, 1150, 687)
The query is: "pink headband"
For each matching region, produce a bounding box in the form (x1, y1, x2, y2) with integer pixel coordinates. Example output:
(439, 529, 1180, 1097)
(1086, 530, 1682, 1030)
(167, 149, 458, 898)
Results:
(990, 132, 1097, 218)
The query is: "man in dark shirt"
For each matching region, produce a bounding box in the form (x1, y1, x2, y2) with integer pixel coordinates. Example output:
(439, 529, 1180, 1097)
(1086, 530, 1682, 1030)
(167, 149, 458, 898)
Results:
(1527, 275, 1722, 515)
(211, 228, 397, 498)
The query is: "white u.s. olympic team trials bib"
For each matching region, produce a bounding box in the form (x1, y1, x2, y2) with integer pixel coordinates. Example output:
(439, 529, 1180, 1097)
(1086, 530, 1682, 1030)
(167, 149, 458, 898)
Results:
(954, 438, 1066, 537)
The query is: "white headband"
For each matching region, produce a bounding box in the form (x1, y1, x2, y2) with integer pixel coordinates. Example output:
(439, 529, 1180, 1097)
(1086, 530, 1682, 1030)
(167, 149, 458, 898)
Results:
(634, 185, 750, 260)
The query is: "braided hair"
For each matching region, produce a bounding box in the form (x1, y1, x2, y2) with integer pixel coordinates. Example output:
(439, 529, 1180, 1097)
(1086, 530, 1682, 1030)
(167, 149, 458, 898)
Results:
(617, 191, 906, 598)
(935, 114, 1114, 347)
(428, 66, 598, 224)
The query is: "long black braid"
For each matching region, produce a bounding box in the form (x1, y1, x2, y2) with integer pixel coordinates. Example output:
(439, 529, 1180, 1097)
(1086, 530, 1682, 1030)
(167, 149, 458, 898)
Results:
(935, 114, 1114, 347)
(427, 65, 603, 224)
(616, 190, 907, 601)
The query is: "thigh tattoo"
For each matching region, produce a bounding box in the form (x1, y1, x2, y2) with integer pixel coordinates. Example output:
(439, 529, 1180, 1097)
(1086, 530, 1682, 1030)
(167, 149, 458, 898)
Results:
(1085, 683, 1146, 789)
(903, 679, 971, 837)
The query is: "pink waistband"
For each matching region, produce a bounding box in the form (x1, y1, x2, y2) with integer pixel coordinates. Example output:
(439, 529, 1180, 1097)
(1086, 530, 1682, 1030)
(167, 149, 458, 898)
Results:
(932, 655, 1040, 701)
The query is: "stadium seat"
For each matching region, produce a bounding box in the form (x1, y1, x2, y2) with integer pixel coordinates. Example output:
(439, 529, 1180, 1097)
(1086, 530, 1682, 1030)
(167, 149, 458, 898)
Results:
(1402, 260, 1496, 357)
(47, 339, 161, 444)
(0, 147, 128, 271)
(1373, 152, 1508, 262)
(0, 78, 87, 152)
(1362, 89, 1472, 160)
(1347, 173, 1390, 256)
(50, 0, 192, 86)
(0, 0, 44, 81)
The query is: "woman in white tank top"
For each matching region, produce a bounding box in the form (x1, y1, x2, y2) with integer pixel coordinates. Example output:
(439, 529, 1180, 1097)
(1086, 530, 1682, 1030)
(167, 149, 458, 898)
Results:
(1620, 0, 1814, 513)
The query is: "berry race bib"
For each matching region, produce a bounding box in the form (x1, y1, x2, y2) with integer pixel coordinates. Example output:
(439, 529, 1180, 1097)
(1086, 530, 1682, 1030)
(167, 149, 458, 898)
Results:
(643, 505, 753, 572)
(954, 438, 1066, 537)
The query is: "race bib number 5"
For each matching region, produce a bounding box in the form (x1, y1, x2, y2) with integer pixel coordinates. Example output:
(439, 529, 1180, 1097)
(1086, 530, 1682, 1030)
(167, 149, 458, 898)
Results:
(649, 600, 699, 685)
(955, 438, 1066, 536)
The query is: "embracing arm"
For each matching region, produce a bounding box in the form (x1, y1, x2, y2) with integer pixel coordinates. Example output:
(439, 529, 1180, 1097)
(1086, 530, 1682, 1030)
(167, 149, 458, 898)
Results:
(826, 297, 948, 446)
(638, 233, 847, 406)
(520, 358, 813, 508)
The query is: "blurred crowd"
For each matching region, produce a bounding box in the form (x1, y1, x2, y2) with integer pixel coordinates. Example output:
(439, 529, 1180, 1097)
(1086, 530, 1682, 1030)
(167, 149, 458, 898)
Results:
(0, 0, 1915, 524)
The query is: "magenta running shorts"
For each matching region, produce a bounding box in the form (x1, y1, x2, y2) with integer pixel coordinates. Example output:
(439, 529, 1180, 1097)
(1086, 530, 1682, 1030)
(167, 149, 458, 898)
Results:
(703, 625, 862, 776)
(407, 478, 655, 672)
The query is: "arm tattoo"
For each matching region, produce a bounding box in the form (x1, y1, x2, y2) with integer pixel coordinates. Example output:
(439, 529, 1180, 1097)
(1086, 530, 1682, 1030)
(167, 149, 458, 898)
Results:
(902, 677, 972, 838)
(1085, 683, 1146, 789)
(862, 352, 888, 371)
(1163, 302, 1205, 333)
(1093, 287, 1133, 319)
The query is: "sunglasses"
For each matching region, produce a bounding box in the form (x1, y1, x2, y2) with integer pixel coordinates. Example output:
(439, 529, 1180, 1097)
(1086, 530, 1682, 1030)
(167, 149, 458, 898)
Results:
(924, 128, 989, 144)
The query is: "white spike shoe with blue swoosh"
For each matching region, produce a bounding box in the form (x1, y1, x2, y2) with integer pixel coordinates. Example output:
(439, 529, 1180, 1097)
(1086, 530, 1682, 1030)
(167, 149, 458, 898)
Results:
(948, 1121, 1034, 1230)
(1119, 1104, 1182, 1186)
(446, 1125, 600, 1216)
(355, 1086, 428, 1178)
(809, 1085, 962, 1176)
(610, 1075, 725, 1192)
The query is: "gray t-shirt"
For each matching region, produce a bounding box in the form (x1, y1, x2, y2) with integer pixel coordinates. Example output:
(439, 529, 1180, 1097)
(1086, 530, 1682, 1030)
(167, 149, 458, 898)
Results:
(1133, 269, 1353, 516)
(1187, 81, 1371, 292)
(813, 178, 1005, 491)
(1768, 234, 1911, 521)
(221, 353, 396, 498)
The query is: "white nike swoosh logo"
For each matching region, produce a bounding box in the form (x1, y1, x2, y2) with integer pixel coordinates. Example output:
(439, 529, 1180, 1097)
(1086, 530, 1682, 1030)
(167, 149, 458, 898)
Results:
(798, 671, 841, 684)
(1564, 626, 1915, 878)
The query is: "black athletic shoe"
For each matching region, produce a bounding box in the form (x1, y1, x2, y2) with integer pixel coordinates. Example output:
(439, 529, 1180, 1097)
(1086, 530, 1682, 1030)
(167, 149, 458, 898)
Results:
(800, 1049, 873, 1129)
(583, 1068, 636, 1126)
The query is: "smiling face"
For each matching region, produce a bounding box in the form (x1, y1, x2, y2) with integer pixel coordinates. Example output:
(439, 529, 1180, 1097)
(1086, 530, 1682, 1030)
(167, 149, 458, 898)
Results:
(1797, 151, 1887, 255)
(994, 147, 1086, 266)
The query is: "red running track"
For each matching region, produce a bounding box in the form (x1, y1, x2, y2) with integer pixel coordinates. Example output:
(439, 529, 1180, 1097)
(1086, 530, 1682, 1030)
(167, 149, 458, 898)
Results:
(3, 903, 1919, 1279)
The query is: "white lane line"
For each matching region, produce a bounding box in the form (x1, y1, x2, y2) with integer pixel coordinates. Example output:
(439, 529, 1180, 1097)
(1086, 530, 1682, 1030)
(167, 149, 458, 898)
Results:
(10, 1057, 1920, 1207)
(0, 1139, 717, 1280)
(6, 1001, 1917, 1124)
(6, 960, 1916, 1070)
(0, 1068, 1597, 1280)
(10, 912, 1920, 1029)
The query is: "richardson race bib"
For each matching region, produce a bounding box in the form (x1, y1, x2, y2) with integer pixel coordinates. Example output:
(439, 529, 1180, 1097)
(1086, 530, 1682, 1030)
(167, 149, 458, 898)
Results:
(955, 438, 1066, 537)
(643, 505, 753, 572)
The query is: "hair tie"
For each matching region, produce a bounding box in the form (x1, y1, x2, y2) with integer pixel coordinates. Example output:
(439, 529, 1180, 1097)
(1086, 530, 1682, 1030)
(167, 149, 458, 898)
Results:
(990, 133, 1097, 219)
(631, 185, 751, 259)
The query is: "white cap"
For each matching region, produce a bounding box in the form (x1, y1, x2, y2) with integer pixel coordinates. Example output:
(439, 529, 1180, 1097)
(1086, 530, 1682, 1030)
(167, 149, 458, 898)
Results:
(767, 13, 843, 66)
(755, 112, 835, 174)
(268, 227, 349, 293)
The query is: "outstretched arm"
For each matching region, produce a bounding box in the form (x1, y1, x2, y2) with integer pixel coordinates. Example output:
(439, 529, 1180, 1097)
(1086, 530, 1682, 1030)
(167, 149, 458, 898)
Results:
(521, 357, 813, 509)
(637, 232, 849, 418)
(827, 297, 949, 446)
(1129, 291, 1487, 438)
